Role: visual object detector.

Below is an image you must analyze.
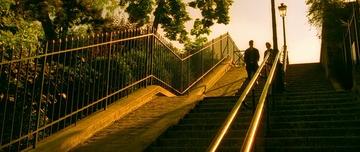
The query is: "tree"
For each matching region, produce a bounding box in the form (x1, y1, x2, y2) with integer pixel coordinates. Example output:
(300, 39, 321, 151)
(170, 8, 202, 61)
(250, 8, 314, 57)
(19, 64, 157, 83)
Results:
(306, 0, 346, 29)
(0, 0, 43, 50)
(15, 0, 122, 40)
(123, 0, 233, 44)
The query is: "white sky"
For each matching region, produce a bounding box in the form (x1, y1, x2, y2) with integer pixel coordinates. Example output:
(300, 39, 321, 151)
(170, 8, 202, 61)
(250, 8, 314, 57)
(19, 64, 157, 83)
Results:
(186, 0, 321, 64)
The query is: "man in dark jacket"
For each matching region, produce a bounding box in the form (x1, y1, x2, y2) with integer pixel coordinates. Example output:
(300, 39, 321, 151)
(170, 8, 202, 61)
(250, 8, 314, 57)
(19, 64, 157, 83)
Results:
(244, 40, 260, 80)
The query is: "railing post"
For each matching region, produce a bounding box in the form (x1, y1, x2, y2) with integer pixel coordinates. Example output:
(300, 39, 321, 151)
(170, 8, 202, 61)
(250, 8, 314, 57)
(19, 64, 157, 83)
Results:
(180, 55, 184, 92)
(105, 32, 112, 110)
(33, 41, 49, 148)
(212, 39, 214, 65)
(226, 33, 229, 56)
(150, 29, 154, 85)
(220, 35, 223, 58)
(145, 28, 150, 87)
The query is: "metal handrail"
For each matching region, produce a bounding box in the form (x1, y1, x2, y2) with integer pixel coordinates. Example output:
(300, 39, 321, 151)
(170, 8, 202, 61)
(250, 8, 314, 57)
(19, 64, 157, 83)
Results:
(241, 49, 282, 152)
(0, 34, 154, 66)
(207, 53, 270, 152)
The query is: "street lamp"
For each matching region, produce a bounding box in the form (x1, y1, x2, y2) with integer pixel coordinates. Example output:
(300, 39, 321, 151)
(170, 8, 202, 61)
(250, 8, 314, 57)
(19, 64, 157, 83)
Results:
(278, 3, 288, 66)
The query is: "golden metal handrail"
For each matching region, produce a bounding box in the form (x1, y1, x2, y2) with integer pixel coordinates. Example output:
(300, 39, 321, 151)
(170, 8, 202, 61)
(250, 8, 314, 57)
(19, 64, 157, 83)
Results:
(207, 54, 270, 152)
(241, 49, 282, 152)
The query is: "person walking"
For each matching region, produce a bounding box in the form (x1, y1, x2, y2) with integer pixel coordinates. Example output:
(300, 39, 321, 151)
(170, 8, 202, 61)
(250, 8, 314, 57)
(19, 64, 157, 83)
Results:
(244, 40, 260, 80)
(264, 42, 277, 76)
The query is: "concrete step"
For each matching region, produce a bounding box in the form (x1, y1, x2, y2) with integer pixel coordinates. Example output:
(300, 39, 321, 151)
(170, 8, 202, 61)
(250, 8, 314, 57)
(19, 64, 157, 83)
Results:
(267, 127, 360, 137)
(270, 120, 360, 129)
(270, 113, 360, 122)
(273, 101, 360, 111)
(271, 106, 360, 116)
(263, 145, 360, 152)
(264, 136, 360, 147)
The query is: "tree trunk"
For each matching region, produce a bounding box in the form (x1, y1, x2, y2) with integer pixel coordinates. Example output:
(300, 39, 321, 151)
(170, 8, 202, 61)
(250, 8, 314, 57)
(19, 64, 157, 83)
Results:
(153, 0, 165, 31)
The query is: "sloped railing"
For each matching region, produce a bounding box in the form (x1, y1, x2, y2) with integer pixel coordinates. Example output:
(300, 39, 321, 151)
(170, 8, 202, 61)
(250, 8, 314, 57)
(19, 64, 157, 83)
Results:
(0, 27, 242, 151)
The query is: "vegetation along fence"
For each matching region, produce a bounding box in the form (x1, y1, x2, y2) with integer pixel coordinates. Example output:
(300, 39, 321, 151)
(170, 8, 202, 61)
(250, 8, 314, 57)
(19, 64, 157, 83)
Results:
(0, 27, 242, 151)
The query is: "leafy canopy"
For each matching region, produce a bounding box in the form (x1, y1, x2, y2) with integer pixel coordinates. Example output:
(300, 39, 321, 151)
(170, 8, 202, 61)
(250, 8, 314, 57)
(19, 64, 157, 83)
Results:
(123, 0, 233, 44)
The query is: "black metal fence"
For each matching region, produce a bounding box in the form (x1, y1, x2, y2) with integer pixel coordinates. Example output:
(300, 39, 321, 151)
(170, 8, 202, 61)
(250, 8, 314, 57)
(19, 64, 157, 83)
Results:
(341, 1, 360, 88)
(0, 27, 242, 151)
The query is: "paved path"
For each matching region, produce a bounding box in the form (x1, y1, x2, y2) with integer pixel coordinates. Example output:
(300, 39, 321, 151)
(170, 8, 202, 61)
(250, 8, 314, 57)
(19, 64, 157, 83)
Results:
(72, 67, 246, 152)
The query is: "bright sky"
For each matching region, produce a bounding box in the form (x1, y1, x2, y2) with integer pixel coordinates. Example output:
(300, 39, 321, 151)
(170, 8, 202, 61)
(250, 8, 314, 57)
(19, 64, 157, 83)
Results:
(194, 0, 321, 64)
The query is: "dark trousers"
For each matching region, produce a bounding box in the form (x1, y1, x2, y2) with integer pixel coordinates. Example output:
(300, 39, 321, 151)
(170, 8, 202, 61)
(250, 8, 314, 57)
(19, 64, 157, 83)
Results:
(246, 64, 258, 80)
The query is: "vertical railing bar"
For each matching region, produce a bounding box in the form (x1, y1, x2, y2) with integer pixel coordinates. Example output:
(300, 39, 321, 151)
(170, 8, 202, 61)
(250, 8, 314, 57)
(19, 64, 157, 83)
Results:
(94, 34, 100, 112)
(220, 35, 223, 59)
(0, 47, 11, 148)
(56, 39, 63, 132)
(133, 29, 137, 86)
(105, 32, 112, 109)
(69, 37, 79, 125)
(135, 30, 140, 89)
(131, 29, 136, 93)
(43, 41, 52, 140)
(119, 31, 125, 98)
(226, 33, 229, 56)
(33, 41, 49, 148)
(9, 46, 22, 151)
(61, 38, 69, 129)
(83, 35, 91, 116)
(18, 46, 31, 151)
(89, 34, 95, 115)
(140, 29, 144, 88)
(145, 29, 150, 87)
(26, 45, 40, 148)
(87, 35, 94, 115)
(75, 36, 84, 124)
(48, 40, 56, 136)
(99, 33, 106, 108)
(126, 30, 130, 96)
(114, 32, 121, 100)
(65, 37, 73, 126)
(139, 33, 144, 88)
(150, 32, 154, 86)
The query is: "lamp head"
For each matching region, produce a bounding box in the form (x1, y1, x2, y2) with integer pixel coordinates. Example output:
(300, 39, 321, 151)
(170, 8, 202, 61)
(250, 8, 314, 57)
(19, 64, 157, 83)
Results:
(278, 3, 287, 17)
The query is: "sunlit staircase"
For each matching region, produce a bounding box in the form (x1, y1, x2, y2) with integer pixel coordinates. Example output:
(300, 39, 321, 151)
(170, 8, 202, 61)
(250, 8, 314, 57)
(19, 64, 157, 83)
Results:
(264, 63, 360, 151)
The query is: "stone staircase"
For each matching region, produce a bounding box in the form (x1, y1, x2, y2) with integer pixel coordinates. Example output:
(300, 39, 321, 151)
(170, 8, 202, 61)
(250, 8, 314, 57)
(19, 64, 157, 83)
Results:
(145, 95, 255, 151)
(264, 63, 360, 151)
(146, 63, 360, 151)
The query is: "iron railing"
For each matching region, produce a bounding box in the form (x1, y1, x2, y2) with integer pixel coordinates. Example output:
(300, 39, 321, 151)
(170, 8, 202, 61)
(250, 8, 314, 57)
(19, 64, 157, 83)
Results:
(0, 27, 241, 151)
(207, 52, 270, 152)
(337, 1, 360, 89)
(207, 46, 283, 151)
(241, 49, 282, 152)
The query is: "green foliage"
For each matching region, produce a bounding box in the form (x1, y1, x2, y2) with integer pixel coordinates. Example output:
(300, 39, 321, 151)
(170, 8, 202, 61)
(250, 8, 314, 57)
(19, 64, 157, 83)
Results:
(189, 0, 233, 27)
(184, 35, 207, 53)
(0, 0, 43, 51)
(123, 0, 233, 44)
(306, 0, 346, 28)
(126, 0, 154, 26)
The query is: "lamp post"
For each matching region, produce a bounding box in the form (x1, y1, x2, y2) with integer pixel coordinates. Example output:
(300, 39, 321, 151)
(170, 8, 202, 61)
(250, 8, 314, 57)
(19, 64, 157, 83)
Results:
(276, 3, 287, 91)
(278, 3, 287, 66)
